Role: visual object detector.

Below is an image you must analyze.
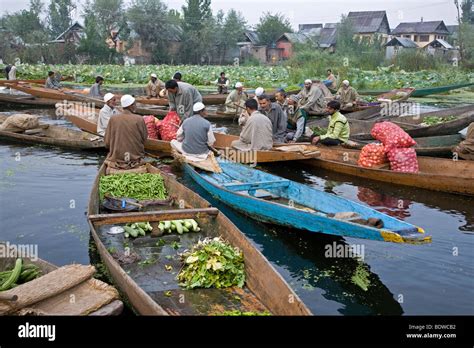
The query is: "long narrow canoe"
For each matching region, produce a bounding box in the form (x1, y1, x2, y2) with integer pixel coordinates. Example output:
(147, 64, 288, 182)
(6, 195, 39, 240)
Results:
(307, 105, 474, 140)
(0, 93, 59, 107)
(360, 82, 474, 97)
(87, 163, 311, 315)
(305, 146, 474, 196)
(65, 114, 320, 162)
(0, 245, 123, 316)
(354, 134, 463, 157)
(184, 159, 430, 244)
(0, 115, 105, 150)
(0, 77, 73, 86)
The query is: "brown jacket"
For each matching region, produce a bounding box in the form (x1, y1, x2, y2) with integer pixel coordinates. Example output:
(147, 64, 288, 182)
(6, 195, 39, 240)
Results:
(104, 112, 148, 169)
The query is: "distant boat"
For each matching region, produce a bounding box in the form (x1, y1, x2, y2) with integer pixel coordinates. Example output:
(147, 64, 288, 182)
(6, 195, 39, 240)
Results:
(184, 159, 431, 244)
(360, 82, 474, 97)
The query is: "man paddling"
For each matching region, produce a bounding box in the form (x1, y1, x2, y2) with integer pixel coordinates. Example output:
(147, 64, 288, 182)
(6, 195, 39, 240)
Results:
(336, 80, 359, 110)
(45, 71, 61, 90)
(311, 100, 350, 146)
(297, 79, 326, 115)
(146, 73, 165, 99)
(171, 102, 215, 161)
(97, 93, 119, 136)
(165, 79, 203, 120)
(104, 95, 148, 170)
(225, 82, 248, 114)
(231, 99, 273, 151)
(89, 76, 104, 97)
(215, 72, 230, 94)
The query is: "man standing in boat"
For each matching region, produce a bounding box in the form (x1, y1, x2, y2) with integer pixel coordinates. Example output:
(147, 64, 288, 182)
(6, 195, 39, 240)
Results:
(214, 72, 230, 94)
(297, 79, 326, 115)
(336, 80, 359, 110)
(311, 100, 350, 146)
(97, 93, 119, 136)
(258, 94, 287, 144)
(170, 102, 216, 161)
(89, 76, 104, 98)
(104, 95, 148, 171)
(145, 73, 165, 99)
(165, 79, 203, 120)
(45, 71, 61, 90)
(231, 99, 273, 151)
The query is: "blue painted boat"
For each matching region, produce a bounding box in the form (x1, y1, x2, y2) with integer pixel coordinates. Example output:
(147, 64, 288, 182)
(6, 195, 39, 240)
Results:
(184, 160, 431, 244)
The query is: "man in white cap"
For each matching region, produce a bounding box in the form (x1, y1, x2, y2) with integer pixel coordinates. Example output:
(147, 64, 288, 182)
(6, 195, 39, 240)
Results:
(336, 80, 359, 110)
(145, 73, 165, 99)
(225, 82, 248, 115)
(104, 95, 148, 170)
(253, 87, 265, 102)
(170, 102, 215, 161)
(97, 93, 119, 136)
(165, 79, 203, 120)
(297, 79, 326, 115)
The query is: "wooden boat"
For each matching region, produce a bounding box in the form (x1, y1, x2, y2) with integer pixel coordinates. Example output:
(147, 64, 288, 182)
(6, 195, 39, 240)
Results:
(135, 93, 229, 106)
(184, 159, 430, 244)
(0, 245, 123, 316)
(0, 93, 59, 107)
(308, 105, 474, 140)
(65, 114, 320, 162)
(0, 115, 105, 150)
(303, 146, 474, 196)
(0, 76, 73, 86)
(360, 82, 474, 97)
(87, 163, 311, 315)
(354, 134, 463, 157)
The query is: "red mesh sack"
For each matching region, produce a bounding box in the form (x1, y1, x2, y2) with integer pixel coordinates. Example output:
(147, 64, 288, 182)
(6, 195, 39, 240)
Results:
(143, 115, 158, 139)
(387, 147, 419, 173)
(358, 143, 388, 168)
(159, 111, 181, 141)
(371, 122, 416, 152)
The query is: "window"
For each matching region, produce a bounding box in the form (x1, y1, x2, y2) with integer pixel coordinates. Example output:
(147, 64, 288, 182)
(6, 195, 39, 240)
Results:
(414, 35, 419, 42)
(403, 35, 411, 38)
(420, 35, 430, 42)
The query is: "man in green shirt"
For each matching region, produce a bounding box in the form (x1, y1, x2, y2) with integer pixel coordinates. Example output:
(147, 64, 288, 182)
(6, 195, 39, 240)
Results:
(311, 100, 350, 146)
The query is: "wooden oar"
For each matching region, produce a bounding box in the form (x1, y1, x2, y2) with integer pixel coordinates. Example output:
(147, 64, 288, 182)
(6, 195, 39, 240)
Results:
(0, 293, 18, 302)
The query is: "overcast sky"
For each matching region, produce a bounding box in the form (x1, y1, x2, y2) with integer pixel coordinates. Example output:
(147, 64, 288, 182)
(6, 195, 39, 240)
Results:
(0, 0, 460, 29)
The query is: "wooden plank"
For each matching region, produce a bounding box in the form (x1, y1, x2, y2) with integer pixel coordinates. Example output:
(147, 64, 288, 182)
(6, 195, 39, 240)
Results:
(89, 207, 220, 225)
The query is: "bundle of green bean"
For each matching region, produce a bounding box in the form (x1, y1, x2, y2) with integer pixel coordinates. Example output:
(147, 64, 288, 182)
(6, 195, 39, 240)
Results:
(99, 173, 167, 201)
(0, 259, 42, 291)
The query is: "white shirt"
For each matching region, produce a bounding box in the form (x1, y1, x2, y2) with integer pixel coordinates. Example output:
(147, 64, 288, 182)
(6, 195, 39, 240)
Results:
(8, 66, 17, 80)
(97, 105, 118, 136)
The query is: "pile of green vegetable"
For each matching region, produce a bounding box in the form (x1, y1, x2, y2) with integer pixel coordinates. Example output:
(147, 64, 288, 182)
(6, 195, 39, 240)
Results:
(159, 219, 200, 234)
(0, 259, 42, 291)
(99, 173, 167, 201)
(420, 116, 457, 126)
(177, 237, 245, 290)
(351, 263, 371, 291)
(310, 126, 328, 136)
(124, 222, 153, 238)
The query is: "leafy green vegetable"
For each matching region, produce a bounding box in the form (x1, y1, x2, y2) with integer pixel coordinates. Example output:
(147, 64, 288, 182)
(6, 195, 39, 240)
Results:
(420, 116, 457, 126)
(310, 126, 327, 136)
(351, 263, 371, 291)
(99, 173, 167, 201)
(177, 237, 245, 290)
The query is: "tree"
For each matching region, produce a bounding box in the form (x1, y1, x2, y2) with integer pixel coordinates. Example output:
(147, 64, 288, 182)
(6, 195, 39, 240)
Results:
(77, 1, 119, 64)
(89, 0, 129, 50)
(47, 0, 76, 39)
(180, 0, 214, 64)
(256, 12, 292, 46)
(127, 0, 171, 63)
(461, 0, 473, 23)
(3, 0, 45, 43)
(216, 9, 247, 64)
(335, 15, 356, 51)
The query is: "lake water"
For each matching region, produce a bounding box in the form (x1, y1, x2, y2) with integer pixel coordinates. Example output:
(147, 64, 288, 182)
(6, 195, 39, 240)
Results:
(0, 107, 473, 315)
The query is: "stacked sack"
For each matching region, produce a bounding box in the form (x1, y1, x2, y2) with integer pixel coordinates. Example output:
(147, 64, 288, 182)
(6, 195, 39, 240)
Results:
(143, 116, 159, 139)
(358, 143, 387, 168)
(159, 111, 181, 141)
(370, 122, 419, 173)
